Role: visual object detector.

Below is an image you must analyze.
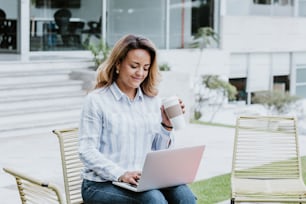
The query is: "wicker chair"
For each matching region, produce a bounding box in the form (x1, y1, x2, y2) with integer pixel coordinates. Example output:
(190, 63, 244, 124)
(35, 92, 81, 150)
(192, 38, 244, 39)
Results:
(3, 128, 83, 204)
(231, 116, 306, 203)
(3, 167, 64, 204)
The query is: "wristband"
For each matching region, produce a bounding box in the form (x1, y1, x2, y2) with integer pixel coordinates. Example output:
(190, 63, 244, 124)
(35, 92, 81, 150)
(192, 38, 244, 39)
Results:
(161, 122, 173, 129)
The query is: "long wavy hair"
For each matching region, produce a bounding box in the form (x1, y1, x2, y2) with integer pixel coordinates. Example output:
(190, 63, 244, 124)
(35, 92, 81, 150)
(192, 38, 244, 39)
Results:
(95, 34, 160, 97)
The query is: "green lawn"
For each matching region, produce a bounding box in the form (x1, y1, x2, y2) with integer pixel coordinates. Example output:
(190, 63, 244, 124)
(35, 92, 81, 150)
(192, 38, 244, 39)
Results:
(189, 156, 306, 204)
(190, 119, 235, 128)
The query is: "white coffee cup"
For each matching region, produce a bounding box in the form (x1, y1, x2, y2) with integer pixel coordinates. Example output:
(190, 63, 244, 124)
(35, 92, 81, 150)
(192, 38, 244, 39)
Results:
(162, 96, 186, 130)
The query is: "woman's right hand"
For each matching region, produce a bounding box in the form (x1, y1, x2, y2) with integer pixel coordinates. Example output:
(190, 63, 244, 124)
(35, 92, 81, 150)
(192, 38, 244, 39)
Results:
(118, 171, 141, 185)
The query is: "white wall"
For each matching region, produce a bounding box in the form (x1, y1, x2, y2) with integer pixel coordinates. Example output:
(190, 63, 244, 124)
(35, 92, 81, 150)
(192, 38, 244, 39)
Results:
(226, 0, 251, 16)
(246, 54, 271, 92)
(221, 16, 306, 52)
(226, 0, 294, 16)
(158, 49, 230, 76)
(229, 52, 291, 79)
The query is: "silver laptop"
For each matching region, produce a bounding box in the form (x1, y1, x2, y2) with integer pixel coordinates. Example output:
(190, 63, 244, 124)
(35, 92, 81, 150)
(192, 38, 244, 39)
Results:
(112, 145, 205, 192)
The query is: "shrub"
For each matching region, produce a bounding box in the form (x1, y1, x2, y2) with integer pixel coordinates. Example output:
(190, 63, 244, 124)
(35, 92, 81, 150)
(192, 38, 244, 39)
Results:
(193, 75, 238, 121)
(85, 39, 110, 70)
(202, 75, 237, 101)
(159, 63, 171, 71)
(252, 90, 300, 114)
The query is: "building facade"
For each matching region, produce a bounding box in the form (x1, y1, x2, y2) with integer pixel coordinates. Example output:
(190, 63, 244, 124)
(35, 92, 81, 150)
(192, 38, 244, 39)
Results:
(1, 0, 306, 101)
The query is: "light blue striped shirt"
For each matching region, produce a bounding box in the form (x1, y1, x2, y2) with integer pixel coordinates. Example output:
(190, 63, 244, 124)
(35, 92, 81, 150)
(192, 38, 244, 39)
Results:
(79, 82, 173, 182)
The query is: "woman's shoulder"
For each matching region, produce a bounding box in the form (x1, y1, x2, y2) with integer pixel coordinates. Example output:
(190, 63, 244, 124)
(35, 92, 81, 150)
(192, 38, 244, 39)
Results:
(85, 87, 110, 100)
(88, 86, 109, 95)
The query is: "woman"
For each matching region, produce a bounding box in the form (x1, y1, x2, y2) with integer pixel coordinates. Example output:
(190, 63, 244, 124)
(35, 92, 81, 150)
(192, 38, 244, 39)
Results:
(79, 34, 196, 203)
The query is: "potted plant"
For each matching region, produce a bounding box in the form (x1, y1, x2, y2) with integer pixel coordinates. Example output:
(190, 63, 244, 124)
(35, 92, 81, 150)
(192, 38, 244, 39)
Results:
(193, 75, 237, 121)
(85, 39, 110, 70)
(69, 39, 110, 91)
(159, 62, 171, 71)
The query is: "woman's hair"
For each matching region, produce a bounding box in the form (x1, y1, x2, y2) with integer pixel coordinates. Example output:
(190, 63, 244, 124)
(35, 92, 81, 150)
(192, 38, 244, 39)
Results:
(95, 34, 160, 97)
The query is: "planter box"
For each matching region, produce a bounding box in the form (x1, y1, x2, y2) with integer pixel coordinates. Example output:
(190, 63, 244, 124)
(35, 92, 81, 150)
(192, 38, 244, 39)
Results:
(70, 69, 96, 91)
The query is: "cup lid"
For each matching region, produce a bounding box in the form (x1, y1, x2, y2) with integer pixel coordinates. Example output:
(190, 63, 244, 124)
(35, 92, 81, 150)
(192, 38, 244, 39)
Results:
(162, 96, 179, 104)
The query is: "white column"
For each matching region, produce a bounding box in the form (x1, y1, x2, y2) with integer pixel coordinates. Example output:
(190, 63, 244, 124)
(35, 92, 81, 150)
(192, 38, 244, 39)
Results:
(165, 0, 170, 49)
(219, 0, 227, 16)
(293, 0, 299, 17)
(20, 0, 30, 59)
(102, 0, 107, 43)
(246, 53, 251, 105)
(269, 53, 273, 90)
(289, 52, 296, 95)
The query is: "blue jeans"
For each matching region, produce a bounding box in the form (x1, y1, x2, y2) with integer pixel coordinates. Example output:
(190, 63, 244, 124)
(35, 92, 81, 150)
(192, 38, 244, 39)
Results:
(82, 179, 197, 204)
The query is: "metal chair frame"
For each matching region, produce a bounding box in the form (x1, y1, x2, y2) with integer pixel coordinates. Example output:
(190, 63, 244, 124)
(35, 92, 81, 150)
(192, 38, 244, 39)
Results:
(3, 128, 83, 204)
(3, 167, 64, 204)
(231, 116, 306, 203)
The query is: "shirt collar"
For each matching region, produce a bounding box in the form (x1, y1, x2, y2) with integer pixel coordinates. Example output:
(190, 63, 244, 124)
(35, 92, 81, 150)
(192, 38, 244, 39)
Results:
(110, 82, 144, 102)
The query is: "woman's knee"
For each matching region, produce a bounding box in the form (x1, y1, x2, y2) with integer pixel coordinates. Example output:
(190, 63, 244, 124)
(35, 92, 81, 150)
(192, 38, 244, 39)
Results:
(162, 184, 197, 204)
(138, 189, 167, 204)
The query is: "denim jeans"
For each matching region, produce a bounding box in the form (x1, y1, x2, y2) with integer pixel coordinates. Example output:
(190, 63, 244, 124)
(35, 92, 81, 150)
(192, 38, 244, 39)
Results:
(82, 179, 197, 204)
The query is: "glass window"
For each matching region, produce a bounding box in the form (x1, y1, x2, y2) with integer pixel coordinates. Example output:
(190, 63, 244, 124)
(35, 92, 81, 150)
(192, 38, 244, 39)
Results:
(299, 0, 306, 16)
(296, 68, 306, 97)
(0, 0, 18, 53)
(169, 0, 217, 49)
(169, 0, 185, 49)
(30, 0, 102, 51)
(106, 0, 166, 48)
(253, 0, 293, 5)
(253, 0, 293, 6)
(296, 69, 306, 83)
(253, 0, 272, 4)
(296, 85, 306, 97)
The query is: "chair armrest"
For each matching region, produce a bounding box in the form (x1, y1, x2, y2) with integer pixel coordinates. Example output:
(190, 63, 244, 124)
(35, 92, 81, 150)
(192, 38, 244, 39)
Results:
(3, 167, 64, 204)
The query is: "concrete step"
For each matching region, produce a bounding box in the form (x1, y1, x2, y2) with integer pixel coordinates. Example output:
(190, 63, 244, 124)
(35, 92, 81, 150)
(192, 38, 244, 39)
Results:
(0, 121, 79, 138)
(0, 95, 85, 116)
(0, 117, 80, 138)
(0, 70, 71, 85)
(0, 59, 90, 138)
(0, 81, 83, 97)
(0, 108, 81, 138)
(0, 59, 93, 73)
(0, 91, 85, 103)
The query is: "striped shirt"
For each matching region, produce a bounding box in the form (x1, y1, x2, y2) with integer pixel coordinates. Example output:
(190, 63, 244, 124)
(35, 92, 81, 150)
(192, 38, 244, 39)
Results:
(79, 82, 173, 182)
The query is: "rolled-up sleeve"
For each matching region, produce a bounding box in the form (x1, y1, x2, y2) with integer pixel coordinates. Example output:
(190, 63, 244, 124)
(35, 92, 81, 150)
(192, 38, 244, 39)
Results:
(151, 121, 175, 150)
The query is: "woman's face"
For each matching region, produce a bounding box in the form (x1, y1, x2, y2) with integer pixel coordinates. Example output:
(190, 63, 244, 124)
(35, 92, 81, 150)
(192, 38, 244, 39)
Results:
(116, 49, 151, 92)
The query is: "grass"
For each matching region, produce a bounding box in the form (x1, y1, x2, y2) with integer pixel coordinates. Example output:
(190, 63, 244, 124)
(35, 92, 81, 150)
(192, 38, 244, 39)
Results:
(303, 156, 306, 183)
(189, 156, 306, 204)
(189, 173, 231, 204)
(190, 119, 235, 128)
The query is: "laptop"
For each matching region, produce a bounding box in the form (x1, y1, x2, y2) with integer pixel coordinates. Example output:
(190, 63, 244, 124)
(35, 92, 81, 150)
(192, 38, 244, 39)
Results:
(112, 145, 205, 192)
